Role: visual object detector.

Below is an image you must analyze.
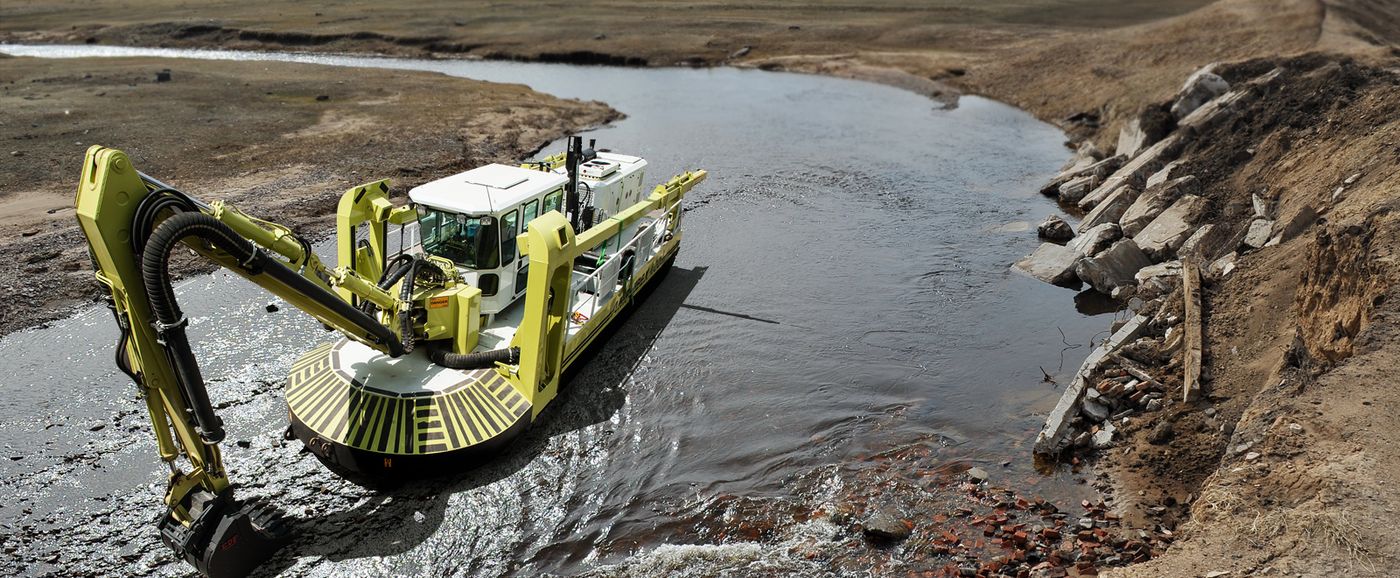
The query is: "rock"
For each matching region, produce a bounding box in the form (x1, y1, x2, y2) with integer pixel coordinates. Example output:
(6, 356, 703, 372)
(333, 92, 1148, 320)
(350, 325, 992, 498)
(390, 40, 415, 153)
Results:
(25, 250, 61, 264)
(9, 150, 21, 157)
(967, 467, 989, 482)
(1178, 224, 1233, 261)
(1241, 219, 1275, 250)
(1209, 252, 1237, 278)
(1058, 175, 1097, 203)
(1082, 399, 1111, 422)
(1042, 154, 1124, 197)
(1076, 239, 1152, 294)
(1169, 66, 1229, 119)
(1013, 243, 1081, 287)
(1068, 223, 1122, 258)
(88, 423, 105, 432)
(1078, 185, 1140, 232)
(1251, 192, 1275, 219)
(1147, 421, 1174, 444)
(1344, 172, 1361, 185)
(1120, 176, 1200, 237)
(1244, 452, 1260, 461)
(1038, 215, 1075, 242)
(1079, 133, 1186, 210)
(1145, 399, 1164, 412)
(235, 440, 251, 448)
(1135, 195, 1208, 261)
(1091, 425, 1115, 449)
(1135, 260, 1182, 284)
(1143, 160, 1186, 190)
(265, 303, 280, 313)
(315, 94, 330, 102)
(413, 510, 427, 523)
(155, 69, 172, 82)
(862, 508, 911, 541)
(1116, 118, 1149, 159)
(730, 46, 752, 59)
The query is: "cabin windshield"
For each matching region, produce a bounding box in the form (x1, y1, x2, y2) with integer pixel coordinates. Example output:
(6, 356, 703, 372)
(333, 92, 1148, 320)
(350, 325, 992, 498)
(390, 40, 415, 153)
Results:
(417, 208, 499, 269)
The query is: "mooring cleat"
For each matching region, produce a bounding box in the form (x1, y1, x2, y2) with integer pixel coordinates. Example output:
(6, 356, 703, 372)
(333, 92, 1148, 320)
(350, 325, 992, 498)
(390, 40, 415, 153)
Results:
(158, 490, 291, 578)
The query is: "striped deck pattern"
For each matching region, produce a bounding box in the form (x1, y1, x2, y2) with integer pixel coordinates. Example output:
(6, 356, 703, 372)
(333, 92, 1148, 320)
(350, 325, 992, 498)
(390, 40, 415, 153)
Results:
(286, 341, 531, 456)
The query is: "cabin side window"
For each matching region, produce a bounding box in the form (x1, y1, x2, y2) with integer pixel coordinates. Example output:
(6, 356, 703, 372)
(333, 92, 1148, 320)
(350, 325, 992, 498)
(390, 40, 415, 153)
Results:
(521, 200, 539, 228)
(500, 209, 519, 265)
(543, 188, 563, 214)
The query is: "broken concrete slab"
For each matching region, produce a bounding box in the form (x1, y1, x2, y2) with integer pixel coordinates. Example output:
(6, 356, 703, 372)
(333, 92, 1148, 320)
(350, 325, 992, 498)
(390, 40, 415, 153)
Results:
(1178, 223, 1234, 262)
(1170, 66, 1229, 120)
(1078, 185, 1141, 232)
(1013, 242, 1081, 286)
(1038, 214, 1075, 243)
(1209, 252, 1237, 278)
(1135, 195, 1208, 261)
(1120, 176, 1201, 237)
(1252, 192, 1276, 220)
(1034, 314, 1150, 456)
(1179, 68, 1283, 135)
(1075, 238, 1153, 294)
(1041, 154, 1124, 197)
(1242, 218, 1275, 250)
(1144, 160, 1186, 190)
(1116, 118, 1148, 159)
(1068, 223, 1123, 258)
(1078, 134, 1185, 210)
(1135, 260, 1183, 284)
(1091, 423, 1116, 449)
(1058, 175, 1097, 204)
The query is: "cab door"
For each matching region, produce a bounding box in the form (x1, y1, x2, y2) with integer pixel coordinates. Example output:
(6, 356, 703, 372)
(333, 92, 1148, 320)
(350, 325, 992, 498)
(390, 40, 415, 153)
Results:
(514, 200, 539, 296)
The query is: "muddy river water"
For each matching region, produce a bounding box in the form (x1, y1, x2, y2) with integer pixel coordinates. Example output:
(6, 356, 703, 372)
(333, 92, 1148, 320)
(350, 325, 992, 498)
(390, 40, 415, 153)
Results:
(0, 45, 1109, 576)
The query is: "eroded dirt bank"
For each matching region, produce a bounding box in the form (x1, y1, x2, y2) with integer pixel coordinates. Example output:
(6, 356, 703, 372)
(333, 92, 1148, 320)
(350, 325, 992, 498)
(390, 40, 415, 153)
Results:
(0, 54, 617, 335)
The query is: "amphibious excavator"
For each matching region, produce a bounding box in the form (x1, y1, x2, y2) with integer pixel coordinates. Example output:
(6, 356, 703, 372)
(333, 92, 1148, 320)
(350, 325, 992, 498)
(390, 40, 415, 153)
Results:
(75, 137, 704, 577)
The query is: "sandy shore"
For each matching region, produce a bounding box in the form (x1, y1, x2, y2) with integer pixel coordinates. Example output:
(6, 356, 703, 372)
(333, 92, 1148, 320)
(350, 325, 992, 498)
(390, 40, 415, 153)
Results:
(0, 54, 616, 335)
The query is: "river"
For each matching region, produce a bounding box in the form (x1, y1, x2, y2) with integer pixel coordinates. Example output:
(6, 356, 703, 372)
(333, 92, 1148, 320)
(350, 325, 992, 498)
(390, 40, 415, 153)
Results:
(0, 44, 1107, 577)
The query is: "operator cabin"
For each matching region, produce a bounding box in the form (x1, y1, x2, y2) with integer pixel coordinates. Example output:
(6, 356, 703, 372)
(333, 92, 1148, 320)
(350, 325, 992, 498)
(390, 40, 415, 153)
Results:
(409, 152, 648, 316)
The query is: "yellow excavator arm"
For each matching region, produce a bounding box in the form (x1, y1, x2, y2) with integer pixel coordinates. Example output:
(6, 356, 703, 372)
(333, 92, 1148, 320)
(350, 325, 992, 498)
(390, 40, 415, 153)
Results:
(75, 146, 422, 577)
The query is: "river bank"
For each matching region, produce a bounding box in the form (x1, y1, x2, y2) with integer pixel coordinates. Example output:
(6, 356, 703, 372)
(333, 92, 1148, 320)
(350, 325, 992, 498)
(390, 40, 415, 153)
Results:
(0, 54, 617, 335)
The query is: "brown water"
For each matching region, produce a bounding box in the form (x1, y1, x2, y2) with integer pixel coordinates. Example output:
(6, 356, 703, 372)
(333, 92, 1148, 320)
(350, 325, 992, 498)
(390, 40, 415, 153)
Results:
(0, 45, 1109, 577)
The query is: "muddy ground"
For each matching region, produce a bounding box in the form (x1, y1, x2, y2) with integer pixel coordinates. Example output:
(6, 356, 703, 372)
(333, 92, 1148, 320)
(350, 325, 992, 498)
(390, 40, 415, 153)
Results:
(3, 0, 1400, 576)
(0, 54, 617, 335)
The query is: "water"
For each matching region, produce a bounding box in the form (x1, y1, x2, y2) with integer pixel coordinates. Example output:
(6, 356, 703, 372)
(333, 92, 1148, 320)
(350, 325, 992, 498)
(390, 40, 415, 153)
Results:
(0, 45, 1110, 576)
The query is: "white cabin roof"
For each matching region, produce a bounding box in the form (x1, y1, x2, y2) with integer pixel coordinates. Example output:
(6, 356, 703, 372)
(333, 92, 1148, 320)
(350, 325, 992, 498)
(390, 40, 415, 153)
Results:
(409, 163, 567, 215)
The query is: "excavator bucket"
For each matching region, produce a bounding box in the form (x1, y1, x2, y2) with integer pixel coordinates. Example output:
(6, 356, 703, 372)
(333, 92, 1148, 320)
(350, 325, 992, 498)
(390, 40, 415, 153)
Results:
(158, 490, 291, 578)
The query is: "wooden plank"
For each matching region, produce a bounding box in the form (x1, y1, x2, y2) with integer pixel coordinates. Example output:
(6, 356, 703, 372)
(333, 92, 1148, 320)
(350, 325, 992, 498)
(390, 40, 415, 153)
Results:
(1182, 258, 1203, 402)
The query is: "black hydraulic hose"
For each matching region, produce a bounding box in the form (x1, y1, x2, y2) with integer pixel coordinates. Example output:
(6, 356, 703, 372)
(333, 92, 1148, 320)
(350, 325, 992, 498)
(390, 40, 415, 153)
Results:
(358, 253, 416, 315)
(427, 345, 520, 370)
(396, 257, 427, 354)
(130, 189, 197, 259)
(140, 212, 403, 443)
